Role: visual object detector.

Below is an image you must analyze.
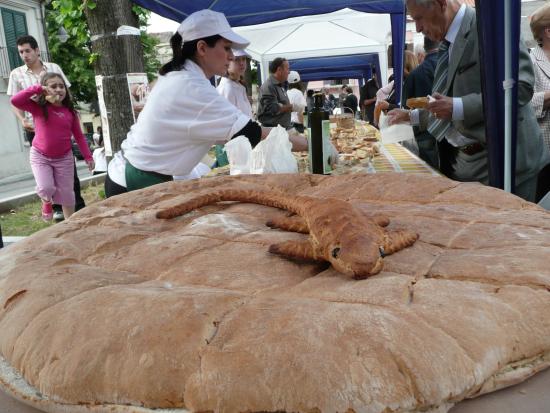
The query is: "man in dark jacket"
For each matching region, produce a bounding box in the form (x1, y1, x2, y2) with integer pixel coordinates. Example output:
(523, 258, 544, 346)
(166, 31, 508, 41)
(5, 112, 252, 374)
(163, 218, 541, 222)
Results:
(257, 57, 293, 128)
(402, 36, 440, 168)
(343, 86, 358, 116)
(360, 70, 379, 123)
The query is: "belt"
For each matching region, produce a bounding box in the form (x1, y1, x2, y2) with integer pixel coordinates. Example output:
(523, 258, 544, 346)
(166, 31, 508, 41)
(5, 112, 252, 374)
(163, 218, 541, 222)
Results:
(458, 142, 484, 156)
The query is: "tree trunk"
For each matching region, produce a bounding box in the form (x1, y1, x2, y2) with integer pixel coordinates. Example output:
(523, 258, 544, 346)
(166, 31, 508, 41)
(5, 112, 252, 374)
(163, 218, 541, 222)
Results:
(84, 0, 145, 153)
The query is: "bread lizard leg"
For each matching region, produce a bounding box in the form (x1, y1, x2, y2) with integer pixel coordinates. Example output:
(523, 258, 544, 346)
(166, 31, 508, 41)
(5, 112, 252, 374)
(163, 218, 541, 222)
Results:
(268, 239, 323, 261)
(382, 230, 419, 255)
(266, 215, 309, 234)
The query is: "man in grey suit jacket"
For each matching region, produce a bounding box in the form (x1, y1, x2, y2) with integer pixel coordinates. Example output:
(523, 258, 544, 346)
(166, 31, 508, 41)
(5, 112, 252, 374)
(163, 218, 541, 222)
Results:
(389, 0, 550, 202)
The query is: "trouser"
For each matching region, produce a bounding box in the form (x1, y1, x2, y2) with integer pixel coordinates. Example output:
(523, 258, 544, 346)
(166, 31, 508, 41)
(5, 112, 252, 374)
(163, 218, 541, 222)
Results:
(25, 130, 35, 145)
(52, 157, 85, 213)
(535, 163, 550, 203)
(0, 223, 3, 249)
(515, 175, 538, 203)
(26, 131, 85, 212)
(30, 147, 75, 206)
(125, 161, 173, 191)
(104, 173, 128, 198)
(415, 134, 439, 170)
(439, 138, 539, 203)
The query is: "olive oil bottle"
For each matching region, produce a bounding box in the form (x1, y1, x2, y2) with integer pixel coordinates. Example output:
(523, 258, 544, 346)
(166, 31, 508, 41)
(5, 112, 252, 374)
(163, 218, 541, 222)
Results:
(309, 93, 330, 174)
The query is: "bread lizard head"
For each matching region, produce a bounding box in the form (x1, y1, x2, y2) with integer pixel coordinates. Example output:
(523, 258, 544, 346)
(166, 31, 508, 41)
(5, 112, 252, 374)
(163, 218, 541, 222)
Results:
(327, 233, 384, 279)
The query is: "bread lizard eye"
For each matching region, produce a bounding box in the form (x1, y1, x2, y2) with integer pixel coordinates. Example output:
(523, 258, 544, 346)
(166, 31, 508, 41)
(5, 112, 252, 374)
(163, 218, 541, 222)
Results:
(331, 247, 341, 258)
(379, 247, 386, 258)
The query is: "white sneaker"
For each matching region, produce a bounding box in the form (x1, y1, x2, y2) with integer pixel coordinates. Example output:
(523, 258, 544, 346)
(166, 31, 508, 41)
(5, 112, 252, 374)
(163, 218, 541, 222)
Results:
(53, 211, 64, 222)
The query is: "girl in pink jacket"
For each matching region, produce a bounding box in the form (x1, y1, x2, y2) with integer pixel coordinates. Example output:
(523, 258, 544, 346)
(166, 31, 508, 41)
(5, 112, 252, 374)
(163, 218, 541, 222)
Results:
(11, 73, 94, 221)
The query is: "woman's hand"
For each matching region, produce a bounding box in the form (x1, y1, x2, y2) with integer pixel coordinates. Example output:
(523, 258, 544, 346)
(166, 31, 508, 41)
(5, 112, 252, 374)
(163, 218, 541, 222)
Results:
(86, 159, 95, 172)
(376, 100, 390, 111)
(426, 93, 453, 120)
(387, 109, 411, 125)
(289, 132, 308, 152)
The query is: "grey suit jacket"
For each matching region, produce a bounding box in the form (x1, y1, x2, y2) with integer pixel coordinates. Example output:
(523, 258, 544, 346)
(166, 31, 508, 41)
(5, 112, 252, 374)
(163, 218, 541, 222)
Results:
(529, 46, 550, 152)
(419, 6, 549, 185)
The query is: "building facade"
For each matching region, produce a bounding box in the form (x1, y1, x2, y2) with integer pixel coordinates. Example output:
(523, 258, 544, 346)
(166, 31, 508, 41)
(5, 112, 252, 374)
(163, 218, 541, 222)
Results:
(0, 0, 48, 179)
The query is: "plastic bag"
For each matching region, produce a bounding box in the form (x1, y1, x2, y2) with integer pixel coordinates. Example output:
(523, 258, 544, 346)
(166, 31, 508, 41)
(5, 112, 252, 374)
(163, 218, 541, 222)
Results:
(250, 126, 298, 174)
(379, 111, 415, 144)
(224, 135, 252, 175)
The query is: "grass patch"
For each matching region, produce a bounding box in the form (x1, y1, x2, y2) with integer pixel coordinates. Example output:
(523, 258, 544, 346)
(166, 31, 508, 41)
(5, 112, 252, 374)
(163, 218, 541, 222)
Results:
(0, 182, 105, 236)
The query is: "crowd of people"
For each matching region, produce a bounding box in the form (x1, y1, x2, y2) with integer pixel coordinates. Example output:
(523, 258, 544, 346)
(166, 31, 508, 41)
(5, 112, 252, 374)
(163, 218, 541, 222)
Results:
(4, 0, 550, 231)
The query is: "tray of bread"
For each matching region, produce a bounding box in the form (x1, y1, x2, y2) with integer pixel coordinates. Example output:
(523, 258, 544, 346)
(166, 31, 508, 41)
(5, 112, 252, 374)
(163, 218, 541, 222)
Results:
(330, 121, 381, 163)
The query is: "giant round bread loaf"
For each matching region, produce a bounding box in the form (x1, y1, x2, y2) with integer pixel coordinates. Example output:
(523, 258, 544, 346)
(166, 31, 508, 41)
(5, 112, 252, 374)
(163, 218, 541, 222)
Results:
(0, 173, 549, 413)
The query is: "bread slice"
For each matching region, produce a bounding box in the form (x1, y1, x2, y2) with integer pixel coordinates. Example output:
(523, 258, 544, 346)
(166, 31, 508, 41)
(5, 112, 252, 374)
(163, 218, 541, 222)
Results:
(406, 96, 429, 109)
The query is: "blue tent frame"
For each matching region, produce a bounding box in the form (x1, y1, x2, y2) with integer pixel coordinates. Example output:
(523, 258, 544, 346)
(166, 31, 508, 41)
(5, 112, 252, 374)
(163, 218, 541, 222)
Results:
(133, 0, 525, 193)
(288, 53, 380, 83)
(131, 0, 406, 103)
(289, 53, 380, 80)
(475, 0, 520, 192)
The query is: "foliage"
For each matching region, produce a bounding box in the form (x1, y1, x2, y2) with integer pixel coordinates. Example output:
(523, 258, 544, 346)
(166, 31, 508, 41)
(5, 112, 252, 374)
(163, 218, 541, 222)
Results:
(45, 0, 161, 106)
(133, 4, 161, 82)
(45, 0, 96, 104)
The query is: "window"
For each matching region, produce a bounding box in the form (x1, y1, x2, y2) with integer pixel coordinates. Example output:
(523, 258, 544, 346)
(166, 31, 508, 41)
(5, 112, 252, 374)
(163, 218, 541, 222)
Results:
(1, 8, 28, 70)
(83, 122, 94, 134)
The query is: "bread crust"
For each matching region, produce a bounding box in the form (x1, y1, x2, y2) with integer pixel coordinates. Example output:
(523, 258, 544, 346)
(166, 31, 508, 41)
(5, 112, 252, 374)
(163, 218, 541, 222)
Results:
(0, 173, 549, 413)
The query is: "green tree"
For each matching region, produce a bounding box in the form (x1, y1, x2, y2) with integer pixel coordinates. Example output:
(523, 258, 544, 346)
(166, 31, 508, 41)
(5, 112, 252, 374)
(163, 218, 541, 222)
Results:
(45, 0, 160, 106)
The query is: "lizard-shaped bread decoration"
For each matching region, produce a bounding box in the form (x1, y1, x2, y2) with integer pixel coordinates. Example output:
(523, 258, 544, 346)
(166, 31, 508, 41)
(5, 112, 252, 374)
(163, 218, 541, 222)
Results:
(156, 189, 418, 279)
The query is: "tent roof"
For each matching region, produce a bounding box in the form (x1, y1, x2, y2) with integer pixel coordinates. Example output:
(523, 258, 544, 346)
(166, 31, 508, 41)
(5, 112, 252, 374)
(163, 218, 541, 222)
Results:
(132, 0, 404, 99)
(235, 9, 390, 61)
(131, 0, 404, 27)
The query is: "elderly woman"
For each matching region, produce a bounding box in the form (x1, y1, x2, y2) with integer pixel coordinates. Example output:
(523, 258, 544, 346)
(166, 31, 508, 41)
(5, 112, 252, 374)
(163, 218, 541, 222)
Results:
(530, 3, 550, 200)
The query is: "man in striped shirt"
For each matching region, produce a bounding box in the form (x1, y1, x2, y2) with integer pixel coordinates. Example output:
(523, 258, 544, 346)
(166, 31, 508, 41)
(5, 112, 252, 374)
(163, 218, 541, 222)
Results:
(7, 35, 85, 220)
(7, 35, 71, 145)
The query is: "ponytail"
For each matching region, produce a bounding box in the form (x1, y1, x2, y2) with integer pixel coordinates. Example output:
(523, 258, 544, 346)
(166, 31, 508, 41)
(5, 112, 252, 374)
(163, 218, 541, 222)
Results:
(159, 33, 224, 76)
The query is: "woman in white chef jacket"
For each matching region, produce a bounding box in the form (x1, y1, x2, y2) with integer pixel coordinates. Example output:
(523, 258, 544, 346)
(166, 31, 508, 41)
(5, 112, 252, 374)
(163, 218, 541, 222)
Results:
(216, 49, 253, 117)
(120, 9, 307, 191)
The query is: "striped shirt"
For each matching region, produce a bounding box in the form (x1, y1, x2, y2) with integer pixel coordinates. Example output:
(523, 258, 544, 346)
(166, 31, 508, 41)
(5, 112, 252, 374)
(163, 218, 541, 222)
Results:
(7, 61, 71, 126)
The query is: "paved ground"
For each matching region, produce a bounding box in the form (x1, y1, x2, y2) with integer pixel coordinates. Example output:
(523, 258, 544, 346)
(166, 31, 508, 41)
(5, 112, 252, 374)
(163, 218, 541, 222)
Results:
(0, 160, 92, 203)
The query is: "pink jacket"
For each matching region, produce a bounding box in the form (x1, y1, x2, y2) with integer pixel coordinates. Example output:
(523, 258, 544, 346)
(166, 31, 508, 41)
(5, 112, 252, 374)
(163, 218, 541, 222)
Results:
(11, 84, 92, 160)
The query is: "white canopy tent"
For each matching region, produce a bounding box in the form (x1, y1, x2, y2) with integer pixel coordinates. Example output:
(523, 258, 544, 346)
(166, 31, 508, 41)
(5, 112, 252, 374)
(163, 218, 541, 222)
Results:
(234, 9, 391, 84)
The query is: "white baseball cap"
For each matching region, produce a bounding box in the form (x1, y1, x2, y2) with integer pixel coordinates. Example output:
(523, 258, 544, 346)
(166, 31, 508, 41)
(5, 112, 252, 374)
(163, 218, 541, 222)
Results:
(177, 9, 250, 49)
(288, 70, 301, 84)
(232, 49, 251, 58)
